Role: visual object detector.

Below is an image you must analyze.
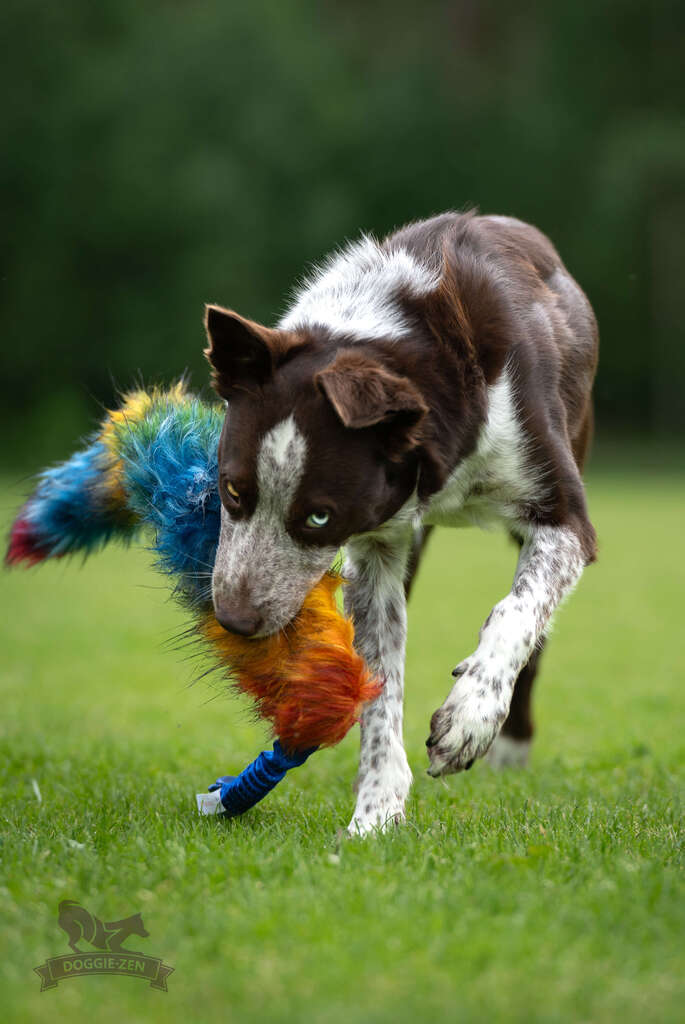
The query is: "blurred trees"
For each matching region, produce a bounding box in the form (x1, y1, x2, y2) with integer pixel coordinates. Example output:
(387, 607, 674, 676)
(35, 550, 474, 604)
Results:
(1, 0, 683, 466)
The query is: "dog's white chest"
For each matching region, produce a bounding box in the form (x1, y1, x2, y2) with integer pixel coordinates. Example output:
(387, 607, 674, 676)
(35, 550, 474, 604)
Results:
(424, 467, 523, 529)
(423, 372, 541, 531)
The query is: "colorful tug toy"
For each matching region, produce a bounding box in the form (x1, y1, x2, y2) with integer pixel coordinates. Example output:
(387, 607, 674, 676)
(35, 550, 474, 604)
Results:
(5, 385, 381, 818)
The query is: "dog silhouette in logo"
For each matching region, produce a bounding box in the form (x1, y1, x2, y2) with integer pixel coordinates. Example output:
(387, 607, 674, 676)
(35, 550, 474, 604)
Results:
(58, 900, 150, 954)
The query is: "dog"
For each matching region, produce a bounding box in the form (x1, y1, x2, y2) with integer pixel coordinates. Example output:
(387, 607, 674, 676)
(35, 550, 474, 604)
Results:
(57, 900, 149, 954)
(203, 210, 598, 836)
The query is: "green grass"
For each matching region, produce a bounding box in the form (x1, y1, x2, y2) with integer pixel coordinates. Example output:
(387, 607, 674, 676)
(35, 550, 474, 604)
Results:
(0, 464, 683, 1023)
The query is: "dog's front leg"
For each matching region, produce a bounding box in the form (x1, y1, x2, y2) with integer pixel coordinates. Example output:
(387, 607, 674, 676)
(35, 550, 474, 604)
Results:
(427, 524, 587, 776)
(344, 528, 413, 837)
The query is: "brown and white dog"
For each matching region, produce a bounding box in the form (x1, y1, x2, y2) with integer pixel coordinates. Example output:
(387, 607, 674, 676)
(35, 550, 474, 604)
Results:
(204, 211, 598, 836)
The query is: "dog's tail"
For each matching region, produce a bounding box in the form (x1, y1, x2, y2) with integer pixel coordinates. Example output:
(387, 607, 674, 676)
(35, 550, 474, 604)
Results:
(57, 899, 96, 946)
(4, 383, 224, 607)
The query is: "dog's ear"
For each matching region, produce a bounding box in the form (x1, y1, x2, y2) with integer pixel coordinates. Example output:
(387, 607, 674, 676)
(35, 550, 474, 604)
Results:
(316, 350, 428, 455)
(204, 305, 297, 397)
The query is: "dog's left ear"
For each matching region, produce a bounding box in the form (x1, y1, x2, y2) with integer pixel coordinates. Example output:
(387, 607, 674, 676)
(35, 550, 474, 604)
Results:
(315, 350, 428, 455)
(204, 304, 299, 397)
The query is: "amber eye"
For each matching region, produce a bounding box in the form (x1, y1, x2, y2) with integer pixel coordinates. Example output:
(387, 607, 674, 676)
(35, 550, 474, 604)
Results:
(223, 480, 240, 505)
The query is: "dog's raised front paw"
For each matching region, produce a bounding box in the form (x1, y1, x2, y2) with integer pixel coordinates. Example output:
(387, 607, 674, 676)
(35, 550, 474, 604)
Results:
(426, 659, 510, 776)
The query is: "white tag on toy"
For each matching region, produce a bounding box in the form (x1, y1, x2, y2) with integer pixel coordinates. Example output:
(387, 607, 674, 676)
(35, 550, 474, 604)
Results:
(196, 790, 224, 816)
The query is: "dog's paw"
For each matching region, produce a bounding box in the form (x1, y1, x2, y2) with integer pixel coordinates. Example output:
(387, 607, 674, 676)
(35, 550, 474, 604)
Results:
(426, 659, 510, 776)
(347, 773, 409, 836)
(347, 740, 411, 837)
(347, 796, 405, 838)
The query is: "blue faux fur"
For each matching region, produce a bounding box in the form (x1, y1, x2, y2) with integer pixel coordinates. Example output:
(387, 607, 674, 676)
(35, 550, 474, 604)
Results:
(23, 442, 136, 558)
(11, 394, 224, 609)
(118, 404, 223, 606)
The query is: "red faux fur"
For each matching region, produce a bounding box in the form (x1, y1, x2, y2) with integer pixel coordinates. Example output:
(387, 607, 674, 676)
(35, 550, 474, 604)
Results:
(5, 514, 49, 567)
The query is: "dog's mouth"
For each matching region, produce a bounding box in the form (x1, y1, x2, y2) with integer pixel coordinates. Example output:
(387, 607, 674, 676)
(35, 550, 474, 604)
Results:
(215, 622, 276, 641)
(233, 627, 277, 641)
(213, 606, 298, 641)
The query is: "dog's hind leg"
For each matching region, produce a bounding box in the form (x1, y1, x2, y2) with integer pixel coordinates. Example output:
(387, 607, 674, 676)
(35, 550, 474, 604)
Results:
(344, 526, 414, 837)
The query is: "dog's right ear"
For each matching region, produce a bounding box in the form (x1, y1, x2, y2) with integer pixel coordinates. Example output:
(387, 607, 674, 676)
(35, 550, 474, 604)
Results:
(203, 305, 284, 397)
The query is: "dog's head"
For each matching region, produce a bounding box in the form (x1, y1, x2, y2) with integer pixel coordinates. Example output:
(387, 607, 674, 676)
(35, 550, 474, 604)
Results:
(204, 304, 432, 636)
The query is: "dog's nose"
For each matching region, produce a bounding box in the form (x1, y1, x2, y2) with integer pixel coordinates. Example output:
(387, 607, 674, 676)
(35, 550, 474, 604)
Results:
(214, 604, 263, 637)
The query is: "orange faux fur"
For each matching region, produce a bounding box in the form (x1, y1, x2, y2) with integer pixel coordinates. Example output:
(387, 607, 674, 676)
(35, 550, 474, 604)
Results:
(200, 573, 382, 753)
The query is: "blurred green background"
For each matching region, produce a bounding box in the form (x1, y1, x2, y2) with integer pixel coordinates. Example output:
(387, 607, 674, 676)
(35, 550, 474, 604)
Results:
(2, 0, 684, 469)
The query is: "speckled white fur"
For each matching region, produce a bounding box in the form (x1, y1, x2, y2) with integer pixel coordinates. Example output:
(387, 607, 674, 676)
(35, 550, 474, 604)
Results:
(343, 525, 414, 837)
(212, 416, 336, 635)
(279, 236, 439, 341)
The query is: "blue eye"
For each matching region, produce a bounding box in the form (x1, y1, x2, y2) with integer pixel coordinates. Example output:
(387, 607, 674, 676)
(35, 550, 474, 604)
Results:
(305, 510, 330, 528)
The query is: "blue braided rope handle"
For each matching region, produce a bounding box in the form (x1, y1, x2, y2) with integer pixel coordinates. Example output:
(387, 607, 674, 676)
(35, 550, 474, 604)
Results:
(207, 740, 317, 817)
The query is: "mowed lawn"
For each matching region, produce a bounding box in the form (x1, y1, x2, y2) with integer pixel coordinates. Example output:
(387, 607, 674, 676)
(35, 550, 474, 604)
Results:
(0, 463, 682, 1024)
